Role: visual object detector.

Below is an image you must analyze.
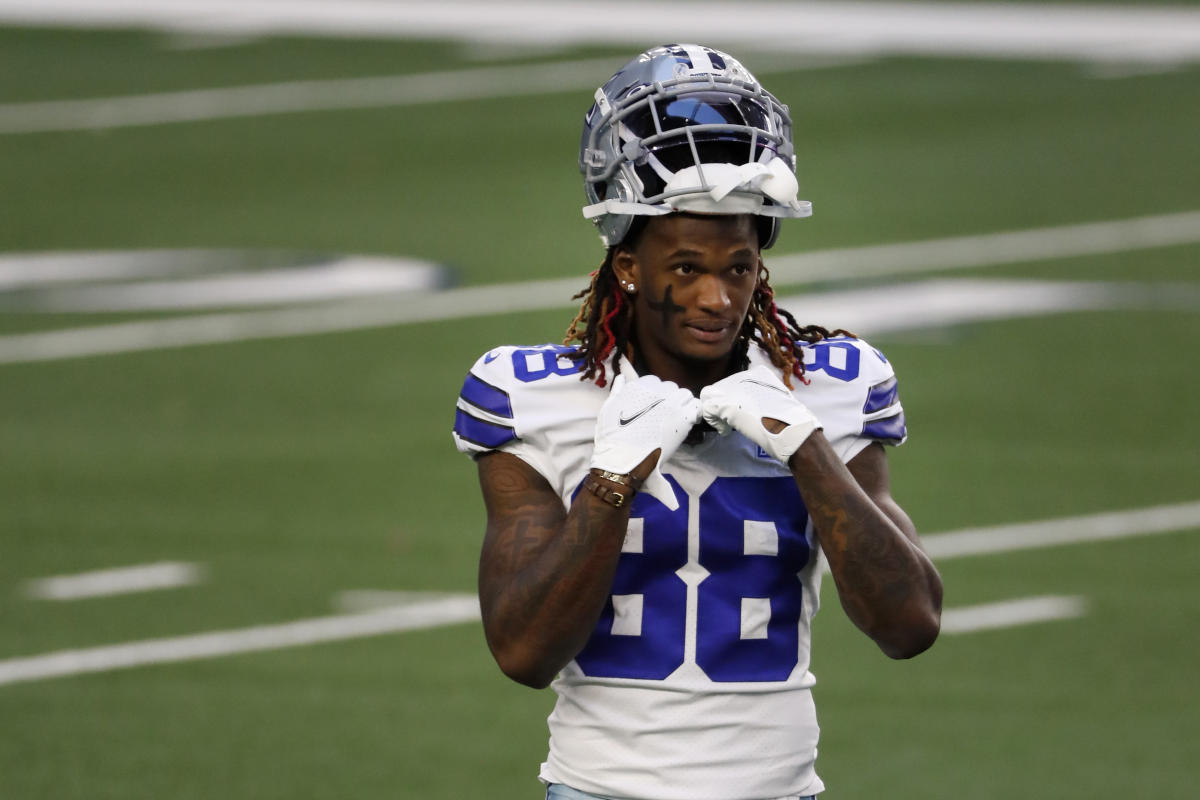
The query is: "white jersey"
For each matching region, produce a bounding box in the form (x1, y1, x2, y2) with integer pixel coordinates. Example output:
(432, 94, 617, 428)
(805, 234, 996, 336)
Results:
(453, 337, 906, 800)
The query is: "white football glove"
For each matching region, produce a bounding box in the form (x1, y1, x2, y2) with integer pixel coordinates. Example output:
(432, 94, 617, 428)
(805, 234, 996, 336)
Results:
(700, 365, 821, 465)
(590, 373, 701, 510)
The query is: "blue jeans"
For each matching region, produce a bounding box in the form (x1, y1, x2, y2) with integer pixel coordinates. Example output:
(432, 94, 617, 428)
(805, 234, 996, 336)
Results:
(545, 785, 815, 800)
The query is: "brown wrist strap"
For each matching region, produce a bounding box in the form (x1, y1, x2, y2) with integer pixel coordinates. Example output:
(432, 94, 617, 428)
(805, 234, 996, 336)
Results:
(583, 471, 636, 508)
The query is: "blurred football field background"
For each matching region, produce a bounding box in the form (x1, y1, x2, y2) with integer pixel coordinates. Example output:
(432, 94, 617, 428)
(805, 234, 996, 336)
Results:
(0, 3, 1198, 798)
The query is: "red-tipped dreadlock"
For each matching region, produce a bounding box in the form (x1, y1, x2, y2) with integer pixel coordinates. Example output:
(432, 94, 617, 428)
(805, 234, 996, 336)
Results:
(563, 246, 853, 389)
(562, 249, 629, 387)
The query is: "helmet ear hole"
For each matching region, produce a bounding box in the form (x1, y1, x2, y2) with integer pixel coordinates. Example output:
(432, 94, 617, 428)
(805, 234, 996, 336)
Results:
(757, 217, 779, 250)
(597, 176, 636, 247)
(601, 216, 634, 248)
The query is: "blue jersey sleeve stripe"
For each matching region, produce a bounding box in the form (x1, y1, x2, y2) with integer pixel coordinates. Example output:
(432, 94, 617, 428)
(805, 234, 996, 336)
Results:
(454, 409, 517, 449)
(863, 411, 907, 442)
(459, 373, 513, 419)
(864, 376, 899, 415)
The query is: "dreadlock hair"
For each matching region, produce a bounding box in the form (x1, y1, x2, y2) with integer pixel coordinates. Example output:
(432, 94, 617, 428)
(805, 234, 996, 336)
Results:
(563, 222, 854, 389)
(740, 265, 857, 387)
(562, 246, 633, 388)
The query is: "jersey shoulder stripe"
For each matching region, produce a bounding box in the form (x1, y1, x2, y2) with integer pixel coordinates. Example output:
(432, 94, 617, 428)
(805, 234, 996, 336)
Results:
(453, 407, 517, 449)
(862, 374, 906, 444)
(863, 376, 898, 415)
(460, 372, 514, 418)
(863, 410, 907, 442)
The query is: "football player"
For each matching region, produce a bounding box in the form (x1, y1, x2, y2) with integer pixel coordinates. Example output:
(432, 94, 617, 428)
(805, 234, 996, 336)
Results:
(453, 44, 942, 800)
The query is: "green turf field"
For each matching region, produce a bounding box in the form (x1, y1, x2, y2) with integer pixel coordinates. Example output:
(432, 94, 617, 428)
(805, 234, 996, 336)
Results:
(1, 17, 1198, 800)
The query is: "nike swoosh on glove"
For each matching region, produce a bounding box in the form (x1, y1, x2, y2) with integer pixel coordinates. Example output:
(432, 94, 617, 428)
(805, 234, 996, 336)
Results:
(590, 373, 701, 510)
(699, 365, 821, 465)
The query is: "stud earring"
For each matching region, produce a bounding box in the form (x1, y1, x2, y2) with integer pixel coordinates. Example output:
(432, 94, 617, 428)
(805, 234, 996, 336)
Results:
(625, 282, 636, 292)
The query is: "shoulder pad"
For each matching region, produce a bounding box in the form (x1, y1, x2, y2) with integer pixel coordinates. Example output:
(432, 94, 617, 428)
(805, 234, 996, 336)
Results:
(468, 344, 585, 387)
(452, 344, 587, 455)
(796, 336, 907, 448)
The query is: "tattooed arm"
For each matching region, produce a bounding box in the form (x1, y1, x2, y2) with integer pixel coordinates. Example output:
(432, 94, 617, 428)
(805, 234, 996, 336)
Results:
(476, 450, 653, 689)
(787, 436, 942, 658)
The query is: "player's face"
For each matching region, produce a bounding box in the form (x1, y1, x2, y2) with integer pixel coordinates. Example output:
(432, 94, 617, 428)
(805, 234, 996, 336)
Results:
(614, 214, 761, 388)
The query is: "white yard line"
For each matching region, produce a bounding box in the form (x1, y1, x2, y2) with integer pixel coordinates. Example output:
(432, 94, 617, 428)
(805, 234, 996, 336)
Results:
(0, 250, 237, 290)
(0, 1, 1196, 65)
(332, 590, 470, 614)
(1, 5, 1197, 134)
(820, 500, 1200, 575)
(940, 595, 1088, 635)
(23, 561, 204, 601)
(1, 500, 1195, 687)
(767, 211, 1200, 284)
(0, 58, 622, 135)
(19, 260, 443, 312)
(0, 251, 444, 302)
(777, 279, 1194, 337)
(0, 594, 480, 687)
(0, 51, 866, 136)
(920, 500, 1200, 560)
(2, 210, 1197, 366)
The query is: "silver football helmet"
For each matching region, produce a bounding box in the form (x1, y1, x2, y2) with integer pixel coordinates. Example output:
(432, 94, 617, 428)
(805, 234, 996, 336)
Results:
(580, 44, 811, 249)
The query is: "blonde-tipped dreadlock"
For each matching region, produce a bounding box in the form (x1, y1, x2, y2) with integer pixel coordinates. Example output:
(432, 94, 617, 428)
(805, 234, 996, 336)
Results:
(564, 248, 853, 389)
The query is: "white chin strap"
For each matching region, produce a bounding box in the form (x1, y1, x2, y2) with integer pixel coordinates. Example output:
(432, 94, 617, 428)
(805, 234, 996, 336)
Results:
(581, 157, 812, 221)
(665, 158, 806, 214)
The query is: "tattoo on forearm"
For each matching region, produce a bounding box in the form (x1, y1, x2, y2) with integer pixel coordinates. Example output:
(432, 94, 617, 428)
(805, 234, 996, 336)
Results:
(481, 462, 631, 654)
(806, 488, 921, 624)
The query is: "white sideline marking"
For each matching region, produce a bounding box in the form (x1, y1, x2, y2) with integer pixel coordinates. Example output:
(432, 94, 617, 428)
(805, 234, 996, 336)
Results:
(940, 595, 1087, 635)
(920, 500, 1200, 560)
(1, 501, 1194, 686)
(23, 562, 204, 601)
(0, 594, 480, 688)
(2, 211, 1198, 365)
(0, 1, 1196, 65)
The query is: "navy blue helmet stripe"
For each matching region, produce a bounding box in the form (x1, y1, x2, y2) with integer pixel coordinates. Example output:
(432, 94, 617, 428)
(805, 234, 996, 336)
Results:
(864, 412, 907, 442)
(454, 409, 517, 449)
(863, 377, 899, 415)
(459, 373, 513, 419)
